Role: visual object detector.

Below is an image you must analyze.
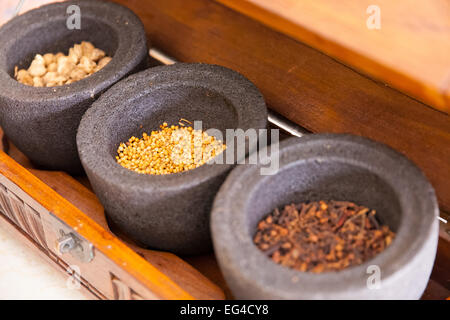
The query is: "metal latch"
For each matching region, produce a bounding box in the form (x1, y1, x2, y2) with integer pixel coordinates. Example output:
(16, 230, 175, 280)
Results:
(55, 230, 93, 263)
(48, 214, 94, 263)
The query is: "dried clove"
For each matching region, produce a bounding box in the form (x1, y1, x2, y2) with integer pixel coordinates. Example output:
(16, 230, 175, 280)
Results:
(253, 200, 396, 273)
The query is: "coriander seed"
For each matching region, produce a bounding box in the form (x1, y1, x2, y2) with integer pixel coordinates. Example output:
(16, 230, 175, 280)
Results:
(116, 122, 226, 175)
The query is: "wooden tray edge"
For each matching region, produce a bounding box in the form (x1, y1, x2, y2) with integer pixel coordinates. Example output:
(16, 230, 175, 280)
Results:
(0, 149, 197, 300)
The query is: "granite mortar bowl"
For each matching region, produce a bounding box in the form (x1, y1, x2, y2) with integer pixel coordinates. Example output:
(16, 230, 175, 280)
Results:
(77, 63, 268, 255)
(211, 135, 439, 299)
(0, 0, 148, 174)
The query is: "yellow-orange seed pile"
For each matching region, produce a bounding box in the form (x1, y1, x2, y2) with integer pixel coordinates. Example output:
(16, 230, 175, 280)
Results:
(116, 122, 226, 175)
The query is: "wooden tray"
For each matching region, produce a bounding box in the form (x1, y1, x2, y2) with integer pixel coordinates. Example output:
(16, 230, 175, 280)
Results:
(0, 109, 449, 299)
(0, 0, 448, 300)
(0, 128, 228, 300)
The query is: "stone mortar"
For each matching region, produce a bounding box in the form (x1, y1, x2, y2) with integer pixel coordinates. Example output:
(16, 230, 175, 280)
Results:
(77, 63, 268, 255)
(211, 135, 439, 299)
(0, 0, 148, 174)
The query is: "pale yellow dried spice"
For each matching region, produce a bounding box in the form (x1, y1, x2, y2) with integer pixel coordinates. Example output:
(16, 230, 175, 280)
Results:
(116, 122, 226, 175)
(14, 41, 111, 87)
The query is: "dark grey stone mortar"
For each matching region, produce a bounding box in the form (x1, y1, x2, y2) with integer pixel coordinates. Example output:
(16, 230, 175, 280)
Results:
(0, 0, 148, 174)
(211, 134, 439, 299)
(77, 63, 268, 255)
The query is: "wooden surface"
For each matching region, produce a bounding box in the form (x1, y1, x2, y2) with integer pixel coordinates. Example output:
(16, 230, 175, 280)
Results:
(0, 131, 226, 300)
(216, 0, 450, 113)
(1, 133, 448, 299)
(0, 132, 450, 300)
(0, 155, 191, 299)
(29, 170, 226, 300)
(1, 130, 229, 299)
(115, 0, 450, 214)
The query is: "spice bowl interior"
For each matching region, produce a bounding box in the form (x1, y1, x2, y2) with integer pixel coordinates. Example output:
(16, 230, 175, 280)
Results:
(0, 0, 148, 173)
(211, 134, 439, 299)
(77, 63, 267, 255)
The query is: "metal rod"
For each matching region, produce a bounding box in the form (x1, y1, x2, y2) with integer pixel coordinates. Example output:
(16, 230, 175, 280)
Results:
(438, 216, 447, 224)
(149, 48, 176, 65)
(267, 110, 308, 137)
(12, 0, 26, 18)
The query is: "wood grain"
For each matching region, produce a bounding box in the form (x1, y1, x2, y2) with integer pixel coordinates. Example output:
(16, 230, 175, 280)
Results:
(0, 133, 228, 299)
(26, 169, 224, 300)
(0, 149, 200, 299)
(1, 115, 447, 300)
(216, 0, 450, 113)
(114, 0, 450, 213)
(0, 212, 98, 299)
(3, 142, 448, 299)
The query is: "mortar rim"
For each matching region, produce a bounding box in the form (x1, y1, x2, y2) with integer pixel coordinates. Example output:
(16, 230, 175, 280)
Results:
(77, 62, 268, 192)
(211, 134, 439, 298)
(0, 0, 148, 105)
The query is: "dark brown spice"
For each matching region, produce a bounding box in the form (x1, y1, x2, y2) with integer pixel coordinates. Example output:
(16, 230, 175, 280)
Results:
(253, 200, 396, 273)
